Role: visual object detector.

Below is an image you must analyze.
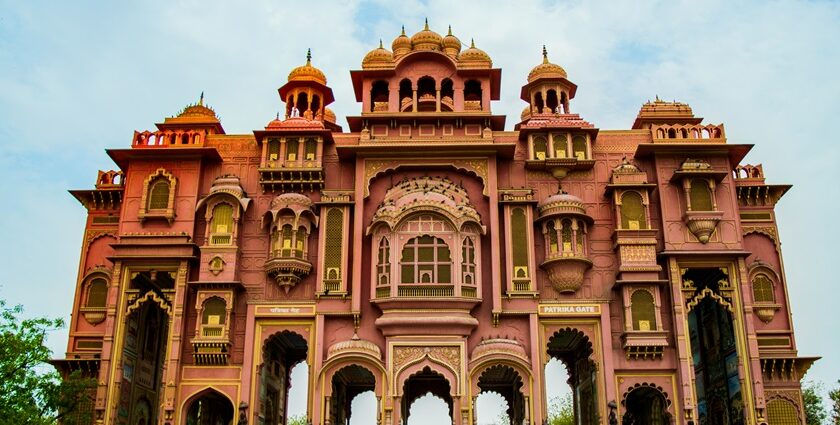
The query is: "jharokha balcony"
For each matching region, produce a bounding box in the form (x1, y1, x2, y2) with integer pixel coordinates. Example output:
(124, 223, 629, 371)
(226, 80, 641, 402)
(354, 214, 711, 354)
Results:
(264, 248, 313, 293)
(535, 191, 593, 294)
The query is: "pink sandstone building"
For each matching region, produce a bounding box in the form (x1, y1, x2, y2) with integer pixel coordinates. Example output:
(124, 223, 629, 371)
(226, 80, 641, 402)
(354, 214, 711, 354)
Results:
(55, 23, 817, 425)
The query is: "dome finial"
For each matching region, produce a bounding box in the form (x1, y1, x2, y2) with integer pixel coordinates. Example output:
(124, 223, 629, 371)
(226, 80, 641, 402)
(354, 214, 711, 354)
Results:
(199, 91, 204, 106)
(542, 45, 549, 63)
(379, 39, 383, 48)
(448, 25, 452, 36)
(401, 25, 406, 35)
(276, 111, 280, 120)
(424, 17, 429, 30)
(306, 48, 312, 64)
(470, 38, 475, 48)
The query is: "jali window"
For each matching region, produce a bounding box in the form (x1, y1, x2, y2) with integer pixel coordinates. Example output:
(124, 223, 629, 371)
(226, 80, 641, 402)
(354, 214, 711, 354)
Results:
(401, 235, 451, 284)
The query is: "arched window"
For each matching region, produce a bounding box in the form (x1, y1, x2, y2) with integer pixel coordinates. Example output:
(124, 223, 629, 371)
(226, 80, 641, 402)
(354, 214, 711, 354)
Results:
(279, 224, 293, 256)
(631, 290, 656, 331)
(552, 134, 566, 158)
(417, 76, 436, 112)
(461, 237, 476, 284)
(399, 79, 412, 111)
(752, 274, 775, 303)
(533, 92, 544, 113)
(286, 138, 299, 161)
(510, 208, 529, 277)
(400, 236, 451, 284)
(620, 192, 647, 230)
(441, 78, 454, 111)
(575, 220, 585, 253)
(295, 92, 309, 115)
(295, 227, 307, 258)
(546, 221, 558, 254)
(86, 278, 107, 308)
(546, 89, 559, 112)
(202, 297, 226, 325)
(323, 208, 344, 280)
(465, 80, 482, 110)
(766, 399, 799, 425)
(210, 203, 233, 234)
(377, 237, 390, 286)
(533, 136, 547, 160)
(371, 80, 389, 112)
(561, 219, 573, 253)
(304, 138, 317, 161)
(267, 138, 281, 161)
(148, 179, 170, 210)
(572, 135, 587, 159)
(689, 179, 714, 211)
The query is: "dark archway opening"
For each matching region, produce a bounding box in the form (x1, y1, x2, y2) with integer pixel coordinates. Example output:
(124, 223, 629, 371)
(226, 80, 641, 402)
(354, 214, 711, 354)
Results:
(476, 365, 525, 425)
(547, 329, 599, 425)
(546, 90, 559, 113)
(259, 331, 309, 425)
(371, 80, 389, 112)
(399, 79, 413, 111)
(185, 390, 234, 425)
(684, 268, 745, 425)
(464, 80, 482, 111)
(417, 76, 437, 112)
(329, 365, 376, 425)
(403, 367, 452, 425)
(533, 92, 544, 114)
(622, 386, 670, 425)
(440, 78, 454, 112)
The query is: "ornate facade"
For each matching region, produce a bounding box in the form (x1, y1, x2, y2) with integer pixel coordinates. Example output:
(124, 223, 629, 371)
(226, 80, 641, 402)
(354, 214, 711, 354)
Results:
(55, 23, 816, 425)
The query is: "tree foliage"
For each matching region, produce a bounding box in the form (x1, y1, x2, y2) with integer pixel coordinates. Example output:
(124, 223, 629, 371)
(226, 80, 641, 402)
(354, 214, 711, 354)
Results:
(0, 299, 95, 425)
(287, 414, 308, 425)
(548, 394, 574, 425)
(829, 380, 840, 425)
(802, 381, 828, 425)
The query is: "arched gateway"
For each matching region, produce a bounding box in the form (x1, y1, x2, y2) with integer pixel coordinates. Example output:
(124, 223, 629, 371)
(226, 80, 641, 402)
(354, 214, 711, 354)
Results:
(57, 21, 815, 425)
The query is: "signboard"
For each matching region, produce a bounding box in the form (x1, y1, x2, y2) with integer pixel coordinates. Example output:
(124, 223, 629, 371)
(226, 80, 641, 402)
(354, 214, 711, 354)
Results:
(255, 305, 315, 317)
(539, 304, 601, 317)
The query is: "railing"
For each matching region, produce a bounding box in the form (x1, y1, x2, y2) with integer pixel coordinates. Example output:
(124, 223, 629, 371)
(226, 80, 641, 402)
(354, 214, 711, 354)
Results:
(397, 285, 454, 297)
(375, 286, 391, 298)
(733, 164, 764, 180)
(512, 280, 532, 292)
(461, 286, 477, 298)
(323, 280, 341, 292)
(271, 249, 305, 259)
(651, 124, 725, 141)
(201, 325, 224, 338)
(132, 129, 207, 148)
(372, 101, 389, 112)
(464, 100, 482, 111)
(210, 234, 232, 245)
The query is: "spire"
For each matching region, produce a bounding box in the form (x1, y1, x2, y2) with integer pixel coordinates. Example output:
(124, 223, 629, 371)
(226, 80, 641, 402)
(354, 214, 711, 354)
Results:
(306, 48, 312, 64)
(424, 17, 429, 30)
(379, 39, 383, 48)
(401, 25, 406, 35)
(276, 112, 280, 120)
(199, 91, 204, 106)
(448, 25, 452, 36)
(470, 38, 475, 48)
(542, 45, 549, 63)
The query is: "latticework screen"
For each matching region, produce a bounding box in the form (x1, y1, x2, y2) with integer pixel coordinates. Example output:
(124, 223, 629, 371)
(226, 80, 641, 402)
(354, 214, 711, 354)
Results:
(620, 191, 647, 230)
(572, 135, 587, 159)
(690, 179, 714, 211)
(766, 399, 800, 425)
(511, 208, 529, 274)
(752, 275, 775, 303)
(323, 208, 343, 279)
(148, 180, 170, 209)
(533, 136, 547, 160)
(87, 278, 107, 308)
(552, 134, 567, 158)
(211, 204, 233, 234)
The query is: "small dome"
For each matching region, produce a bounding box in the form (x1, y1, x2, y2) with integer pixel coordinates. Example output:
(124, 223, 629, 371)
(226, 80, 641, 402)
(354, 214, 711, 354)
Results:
(442, 26, 462, 53)
(459, 39, 492, 68)
(528, 46, 568, 83)
(471, 338, 528, 361)
(270, 193, 313, 210)
(410, 19, 443, 51)
(362, 40, 395, 69)
(327, 333, 382, 360)
(266, 112, 283, 128)
(323, 108, 336, 123)
(521, 106, 532, 121)
(177, 93, 217, 119)
(288, 49, 327, 85)
(613, 158, 641, 173)
(537, 190, 588, 220)
(392, 26, 412, 57)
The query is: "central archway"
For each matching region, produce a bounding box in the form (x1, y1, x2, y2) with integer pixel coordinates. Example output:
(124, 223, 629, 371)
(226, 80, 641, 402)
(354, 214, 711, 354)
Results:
(403, 366, 452, 425)
(329, 364, 376, 425)
(476, 365, 525, 425)
(184, 389, 234, 425)
(546, 328, 599, 425)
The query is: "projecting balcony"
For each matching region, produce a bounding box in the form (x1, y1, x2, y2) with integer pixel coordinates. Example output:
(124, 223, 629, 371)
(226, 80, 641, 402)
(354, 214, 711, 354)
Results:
(192, 324, 231, 365)
(541, 254, 593, 294)
(372, 283, 480, 337)
(264, 249, 312, 293)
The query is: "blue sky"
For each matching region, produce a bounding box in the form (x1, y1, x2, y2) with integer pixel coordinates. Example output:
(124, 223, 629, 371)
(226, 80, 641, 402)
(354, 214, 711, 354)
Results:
(1, 0, 839, 422)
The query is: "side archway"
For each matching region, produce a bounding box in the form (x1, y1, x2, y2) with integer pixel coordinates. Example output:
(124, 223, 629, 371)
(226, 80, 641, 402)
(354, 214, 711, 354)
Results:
(182, 387, 235, 425)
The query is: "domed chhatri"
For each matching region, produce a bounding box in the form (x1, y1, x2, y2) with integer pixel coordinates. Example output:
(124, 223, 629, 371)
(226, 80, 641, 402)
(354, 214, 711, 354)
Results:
(410, 18, 444, 51)
(176, 92, 218, 119)
(288, 48, 327, 85)
(459, 38, 492, 68)
(528, 45, 568, 83)
(391, 25, 412, 58)
(442, 25, 462, 56)
(362, 40, 395, 69)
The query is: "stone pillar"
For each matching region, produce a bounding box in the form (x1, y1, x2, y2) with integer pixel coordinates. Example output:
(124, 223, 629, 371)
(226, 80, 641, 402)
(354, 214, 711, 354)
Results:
(412, 90, 418, 112)
(436, 89, 441, 112)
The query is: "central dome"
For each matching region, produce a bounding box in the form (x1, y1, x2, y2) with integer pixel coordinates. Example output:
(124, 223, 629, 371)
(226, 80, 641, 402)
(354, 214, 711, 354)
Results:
(528, 46, 568, 83)
(288, 49, 327, 85)
(362, 40, 395, 69)
(410, 19, 443, 51)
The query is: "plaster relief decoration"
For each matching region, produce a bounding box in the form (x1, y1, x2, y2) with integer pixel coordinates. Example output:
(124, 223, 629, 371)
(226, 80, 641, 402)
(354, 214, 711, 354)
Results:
(536, 190, 593, 293)
(262, 193, 318, 292)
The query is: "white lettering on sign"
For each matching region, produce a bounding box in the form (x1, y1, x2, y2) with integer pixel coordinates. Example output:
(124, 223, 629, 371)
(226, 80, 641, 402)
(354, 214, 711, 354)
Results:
(539, 305, 600, 315)
(269, 307, 301, 314)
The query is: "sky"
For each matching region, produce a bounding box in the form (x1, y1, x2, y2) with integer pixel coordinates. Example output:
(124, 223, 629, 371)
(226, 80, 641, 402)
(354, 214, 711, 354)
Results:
(1, 0, 838, 422)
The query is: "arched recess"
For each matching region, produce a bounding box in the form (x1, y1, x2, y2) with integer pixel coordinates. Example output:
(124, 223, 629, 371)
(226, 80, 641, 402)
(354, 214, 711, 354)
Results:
(181, 387, 235, 425)
(474, 365, 527, 425)
(363, 160, 490, 197)
(621, 383, 672, 424)
(258, 330, 309, 425)
(326, 364, 377, 425)
(401, 366, 454, 425)
(546, 328, 599, 425)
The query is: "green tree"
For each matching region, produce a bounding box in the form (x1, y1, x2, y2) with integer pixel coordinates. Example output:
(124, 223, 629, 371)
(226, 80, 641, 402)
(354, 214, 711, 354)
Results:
(0, 299, 95, 425)
(287, 414, 308, 425)
(548, 394, 574, 425)
(802, 381, 828, 425)
(829, 379, 840, 425)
